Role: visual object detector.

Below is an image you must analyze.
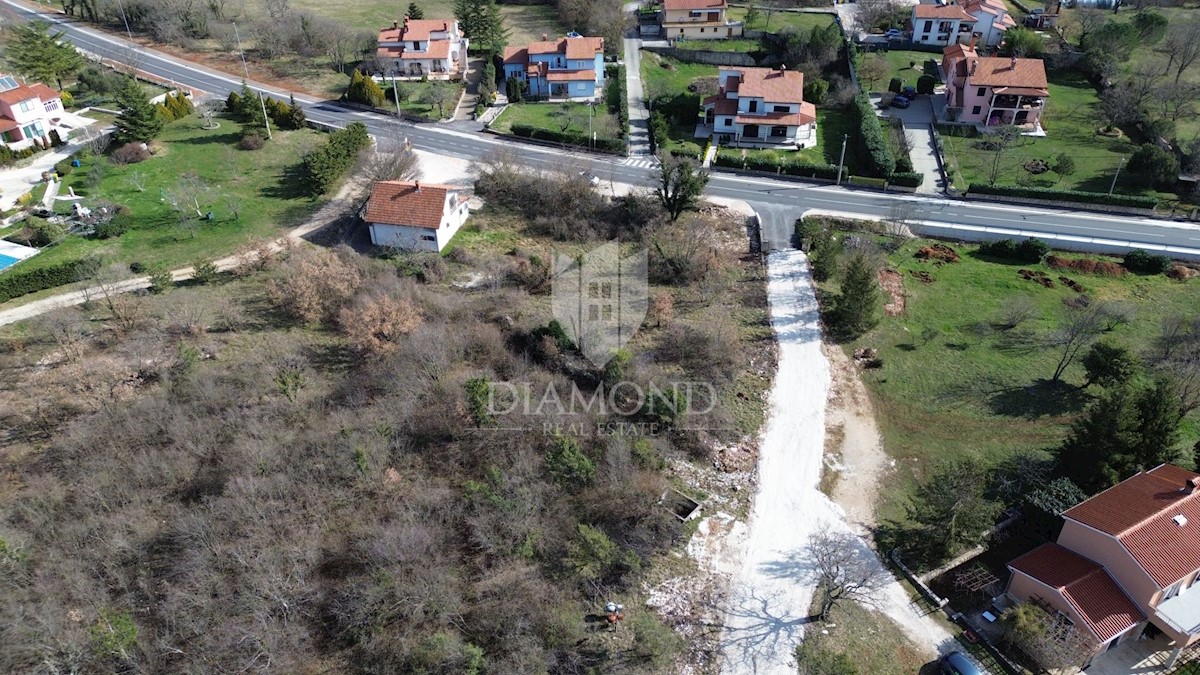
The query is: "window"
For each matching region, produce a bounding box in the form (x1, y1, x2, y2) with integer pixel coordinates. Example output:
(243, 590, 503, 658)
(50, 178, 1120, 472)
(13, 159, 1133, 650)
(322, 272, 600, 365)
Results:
(723, 118, 732, 126)
(971, 105, 981, 115)
(977, 87, 986, 97)
(21, 122, 40, 138)
(0, 75, 17, 92)
(924, 20, 932, 31)
(748, 100, 758, 112)
(420, 234, 436, 242)
(412, 41, 420, 50)
(690, 10, 702, 16)
(44, 99, 58, 111)
(770, 126, 787, 137)
(772, 105, 789, 113)
(1164, 582, 1182, 601)
(18, 100, 36, 113)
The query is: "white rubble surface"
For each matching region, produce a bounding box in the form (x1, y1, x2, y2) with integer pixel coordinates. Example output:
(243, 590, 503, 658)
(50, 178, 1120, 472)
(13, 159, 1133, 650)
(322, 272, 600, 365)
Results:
(712, 249, 956, 675)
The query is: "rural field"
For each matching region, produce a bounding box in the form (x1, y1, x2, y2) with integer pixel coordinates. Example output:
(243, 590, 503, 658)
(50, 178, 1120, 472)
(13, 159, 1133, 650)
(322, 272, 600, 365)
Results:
(811, 226, 1200, 523)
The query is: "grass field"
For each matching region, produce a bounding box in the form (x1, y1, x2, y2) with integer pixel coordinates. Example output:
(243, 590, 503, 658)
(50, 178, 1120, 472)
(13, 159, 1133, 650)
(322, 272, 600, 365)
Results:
(3, 114, 324, 282)
(287, 0, 568, 46)
(378, 81, 463, 118)
(818, 231, 1200, 522)
(795, 601, 935, 675)
(939, 70, 1177, 200)
(672, 37, 765, 53)
(726, 7, 837, 34)
(868, 49, 939, 89)
(489, 101, 620, 137)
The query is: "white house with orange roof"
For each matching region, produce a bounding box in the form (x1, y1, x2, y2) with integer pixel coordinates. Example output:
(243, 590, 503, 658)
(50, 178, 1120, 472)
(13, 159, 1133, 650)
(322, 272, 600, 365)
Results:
(961, 0, 1017, 47)
(941, 42, 1048, 132)
(661, 0, 744, 40)
(911, 2, 977, 46)
(375, 17, 468, 80)
(699, 66, 817, 149)
(0, 74, 66, 150)
(501, 36, 605, 101)
(363, 180, 470, 252)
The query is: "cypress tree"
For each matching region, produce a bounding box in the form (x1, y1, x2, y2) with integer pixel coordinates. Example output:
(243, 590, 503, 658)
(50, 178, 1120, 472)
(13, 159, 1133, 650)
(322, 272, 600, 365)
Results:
(407, 1, 423, 19)
(830, 252, 879, 339)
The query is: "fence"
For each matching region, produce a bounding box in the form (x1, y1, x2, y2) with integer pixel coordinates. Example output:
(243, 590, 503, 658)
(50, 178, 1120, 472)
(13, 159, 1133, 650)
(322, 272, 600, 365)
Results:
(641, 45, 757, 66)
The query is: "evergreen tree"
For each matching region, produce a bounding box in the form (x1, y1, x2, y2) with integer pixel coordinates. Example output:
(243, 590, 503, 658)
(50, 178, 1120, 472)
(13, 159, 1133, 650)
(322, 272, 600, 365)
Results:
(1133, 377, 1182, 468)
(830, 252, 879, 339)
(473, 0, 510, 55)
(406, 1, 423, 19)
(7, 21, 85, 89)
(239, 81, 267, 131)
(113, 77, 165, 144)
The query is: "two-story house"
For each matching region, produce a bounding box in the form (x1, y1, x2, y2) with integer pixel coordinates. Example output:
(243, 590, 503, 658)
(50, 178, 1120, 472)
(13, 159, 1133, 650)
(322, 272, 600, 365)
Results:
(376, 17, 468, 80)
(961, 0, 1017, 47)
(363, 180, 470, 252)
(910, 3, 976, 46)
(501, 36, 605, 101)
(0, 74, 65, 149)
(941, 43, 1048, 131)
(1006, 464, 1200, 669)
(699, 66, 817, 149)
(661, 0, 744, 40)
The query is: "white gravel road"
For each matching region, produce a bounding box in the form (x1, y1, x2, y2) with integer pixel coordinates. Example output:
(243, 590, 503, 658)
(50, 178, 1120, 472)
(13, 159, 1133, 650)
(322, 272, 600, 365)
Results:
(717, 249, 956, 675)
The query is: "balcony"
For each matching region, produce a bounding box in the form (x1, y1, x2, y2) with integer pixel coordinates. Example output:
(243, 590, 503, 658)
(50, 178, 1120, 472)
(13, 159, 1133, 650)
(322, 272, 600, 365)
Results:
(1156, 592, 1200, 636)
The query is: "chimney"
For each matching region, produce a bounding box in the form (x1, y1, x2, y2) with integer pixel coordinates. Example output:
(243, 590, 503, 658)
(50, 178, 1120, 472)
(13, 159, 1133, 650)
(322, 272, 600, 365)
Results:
(1010, 55, 1018, 68)
(392, 20, 398, 29)
(968, 34, 977, 49)
(970, 60, 977, 76)
(414, 181, 421, 192)
(1188, 476, 1200, 492)
(542, 33, 548, 41)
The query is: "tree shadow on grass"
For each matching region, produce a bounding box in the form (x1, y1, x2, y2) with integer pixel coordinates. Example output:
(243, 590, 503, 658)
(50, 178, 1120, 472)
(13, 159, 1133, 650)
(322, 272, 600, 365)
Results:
(259, 162, 314, 201)
(987, 378, 1091, 419)
(169, 130, 243, 146)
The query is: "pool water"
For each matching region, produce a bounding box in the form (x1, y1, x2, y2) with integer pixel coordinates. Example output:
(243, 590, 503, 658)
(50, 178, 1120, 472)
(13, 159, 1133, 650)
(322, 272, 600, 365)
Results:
(0, 253, 20, 271)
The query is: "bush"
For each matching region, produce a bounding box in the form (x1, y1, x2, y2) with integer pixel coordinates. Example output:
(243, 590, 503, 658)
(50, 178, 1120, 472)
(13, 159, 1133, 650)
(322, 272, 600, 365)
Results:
(850, 94, 895, 178)
(301, 122, 371, 194)
(346, 70, 386, 108)
(1127, 144, 1180, 188)
(712, 150, 844, 181)
(888, 171, 924, 188)
(111, 142, 151, 165)
(93, 213, 132, 239)
(1122, 249, 1171, 275)
(239, 132, 265, 150)
(0, 257, 100, 303)
(977, 237, 1049, 263)
(888, 77, 903, 93)
(507, 123, 624, 154)
(147, 266, 174, 294)
(966, 184, 1160, 209)
(55, 157, 75, 176)
(14, 216, 66, 247)
(804, 78, 829, 105)
(917, 74, 936, 95)
(226, 90, 242, 114)
(192, 258, 219, 284)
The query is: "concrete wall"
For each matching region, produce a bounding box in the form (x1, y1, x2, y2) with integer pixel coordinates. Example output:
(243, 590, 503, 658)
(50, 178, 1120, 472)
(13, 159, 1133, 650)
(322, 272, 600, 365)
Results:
(642, 45, 755, 66)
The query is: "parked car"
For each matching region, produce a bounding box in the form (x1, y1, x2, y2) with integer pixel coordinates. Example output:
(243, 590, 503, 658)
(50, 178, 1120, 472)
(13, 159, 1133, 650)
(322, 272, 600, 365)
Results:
(883, 28, 904, 39)
(890, 95, 911, 109)
(902, 85, 917, 98)
(938, 651, 982, 675)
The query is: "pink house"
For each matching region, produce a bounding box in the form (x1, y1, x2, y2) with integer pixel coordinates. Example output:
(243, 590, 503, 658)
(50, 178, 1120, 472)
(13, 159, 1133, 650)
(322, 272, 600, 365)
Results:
(1006, 465, 1200, 669)
(0, 74, 64, 149)
(941, 43, 1048, 132)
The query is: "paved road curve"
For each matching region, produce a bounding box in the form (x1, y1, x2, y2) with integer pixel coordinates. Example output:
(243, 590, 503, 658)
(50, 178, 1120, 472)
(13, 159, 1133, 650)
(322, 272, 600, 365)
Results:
(4, 0, 1200, 260)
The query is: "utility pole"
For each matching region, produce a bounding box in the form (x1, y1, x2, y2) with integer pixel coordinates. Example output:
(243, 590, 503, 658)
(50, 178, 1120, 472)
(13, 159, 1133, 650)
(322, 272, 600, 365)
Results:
(233, 22, 272, 140)
(836, 133, 848, 186)
(1108, 155, 1125, 196)
(391, 67, 402, 118)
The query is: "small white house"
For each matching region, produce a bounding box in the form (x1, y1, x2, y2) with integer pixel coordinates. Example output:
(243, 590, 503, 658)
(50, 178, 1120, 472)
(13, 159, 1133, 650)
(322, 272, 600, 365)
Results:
(364, 181, 469, 252)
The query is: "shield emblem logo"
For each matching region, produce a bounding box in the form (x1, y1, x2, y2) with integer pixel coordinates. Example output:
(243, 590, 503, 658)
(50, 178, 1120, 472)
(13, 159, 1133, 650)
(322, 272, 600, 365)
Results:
(551, 242, 648, 368)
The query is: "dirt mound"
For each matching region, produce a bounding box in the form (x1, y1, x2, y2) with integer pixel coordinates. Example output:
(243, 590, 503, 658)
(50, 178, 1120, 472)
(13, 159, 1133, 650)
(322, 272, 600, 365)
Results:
(1058, 276, 1086, 293)
(1168, 264, 1199, 281)
(1046, 255, 1126, 277)
(878, 268, 905, 316)
(916, 244, 959, 264)
(909, 270, 935, 283)
(1019, 268, 1055, 288)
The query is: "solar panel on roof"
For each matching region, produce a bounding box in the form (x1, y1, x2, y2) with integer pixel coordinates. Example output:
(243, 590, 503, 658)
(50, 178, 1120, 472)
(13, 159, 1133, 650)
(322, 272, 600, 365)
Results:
(0, 76, 19, 92)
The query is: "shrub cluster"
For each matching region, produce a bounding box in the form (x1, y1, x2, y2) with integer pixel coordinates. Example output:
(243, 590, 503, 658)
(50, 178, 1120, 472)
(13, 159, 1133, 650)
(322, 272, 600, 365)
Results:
(345, 70, 386, 107)
(157, 91, 194, 121)
(850, 93, 896, 177)
(1122, 249, 1171, 275)
(111, 143, 151, 165)
(605, 65, 629, 138)
(0, 144, 41, 168)
(888, 171, 924, 188)
(301, 122, 371, 194)
(1046, 255, 1127, 277)
(712, 150, 845, 181)
(967, 184, 1160, 209)
(508, 123, 624, 155)
(263, 95, 307, 130)
(0, 256, 100, 303)
(977, 238, 1049, 263)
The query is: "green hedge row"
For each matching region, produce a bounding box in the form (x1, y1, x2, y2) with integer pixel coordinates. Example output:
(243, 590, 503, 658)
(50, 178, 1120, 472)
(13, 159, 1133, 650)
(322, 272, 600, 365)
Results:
(850, 93, 895, 178)
(713, 150, 845, 181)
(888, 171, 924, 188)
(302, 122, 371, 195)
(967, 184, 1160, 209)
(0, 256, 101, 303)
(605, 65, 630, 138)
(509, 123, 624, 154)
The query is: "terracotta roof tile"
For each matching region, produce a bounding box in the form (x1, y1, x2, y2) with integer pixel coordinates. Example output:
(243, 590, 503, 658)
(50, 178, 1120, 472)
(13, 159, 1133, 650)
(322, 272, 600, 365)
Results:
(564, 36, 604, 60)
(379, 18, 454, 43)
(704, 97, 738, 115)
(964, 56, 1047, 89)
(364, 181, 462, 229)
(943, 43, 977, 60)
(28, 83, 59, 101)
(664, 0, 727, 9)
(913, 3, 977, 20)
(734, 103, 816, 127)
(502, 46, 528, 64)
(0, 81, 46, 106)
(546, 69, 600, 82)
(1010, 543, 1144, 642)
(726, 67, 805, 103)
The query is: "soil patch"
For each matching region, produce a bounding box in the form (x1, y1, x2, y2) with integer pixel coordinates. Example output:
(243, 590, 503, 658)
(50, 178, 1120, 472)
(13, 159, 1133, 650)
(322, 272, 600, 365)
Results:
(878, 268, 905, 316)
(822, 344, 893, 530)
(916, 243, 959, 264)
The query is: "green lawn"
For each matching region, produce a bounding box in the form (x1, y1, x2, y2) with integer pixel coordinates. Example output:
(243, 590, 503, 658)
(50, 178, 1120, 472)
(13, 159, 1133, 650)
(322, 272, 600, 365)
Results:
(939, 70, 1177, 200)
(490, 101, 620, 138)
(641, 52, 717, 101)
(672, 37, 764, 53)
(285, 0, 567, 45)
(3, 114, 324, 281)
(722, 108, 862, 171)
(727, 7, 837, 34)
(869, 49, 939, 89)
(795, 601, 932, 675)
(818, 230, 1200, 522)
(379, 80, 463, 119)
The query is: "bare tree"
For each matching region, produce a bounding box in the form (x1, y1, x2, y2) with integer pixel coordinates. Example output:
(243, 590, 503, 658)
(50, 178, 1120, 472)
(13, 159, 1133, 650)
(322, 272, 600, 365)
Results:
(221, 191, 244, 220)
(39, 312, 88, 363)
(995, 296, 1039, 330)
(1048, 304, 1105, 383)
(162, 173, 213, 238)
(808, 531, 890, 621)
(1003, 603, 1094, 671)
(264, 0, 290, 20)
(125, 170, 147, 193)
(1152, 82, 1200, 123)
(358, 124, 421, 192)
(855, 0, 900, 33)
(883, 202, 918, 237)
(1158, 20, 1200, 85)
(984, 125, 1021, 186)
(856, 55, 889, 93)
(199, 99, 222, 129)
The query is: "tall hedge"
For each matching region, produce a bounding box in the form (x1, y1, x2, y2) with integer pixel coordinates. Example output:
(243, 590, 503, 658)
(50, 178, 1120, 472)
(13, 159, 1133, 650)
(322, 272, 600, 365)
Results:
(712, 150, 845, 181)
(967, 184, 1160, 209)
(850, 93, 895, 178)
(301, 122, 371, 195)
(0, 257, 100, 303)
(508, 123, 624, 155)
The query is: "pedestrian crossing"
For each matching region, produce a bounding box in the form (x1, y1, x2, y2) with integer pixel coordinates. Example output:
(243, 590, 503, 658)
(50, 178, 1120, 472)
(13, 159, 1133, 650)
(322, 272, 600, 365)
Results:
(623, 156, 660, 170)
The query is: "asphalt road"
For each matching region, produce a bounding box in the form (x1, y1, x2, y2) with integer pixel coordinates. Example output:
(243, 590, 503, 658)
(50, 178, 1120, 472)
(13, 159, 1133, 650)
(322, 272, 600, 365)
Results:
(6, 0, 1200, 259)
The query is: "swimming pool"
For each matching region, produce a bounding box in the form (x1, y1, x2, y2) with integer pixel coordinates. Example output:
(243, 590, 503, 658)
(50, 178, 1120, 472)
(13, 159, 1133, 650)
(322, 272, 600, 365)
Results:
(0, 253, 19, 271)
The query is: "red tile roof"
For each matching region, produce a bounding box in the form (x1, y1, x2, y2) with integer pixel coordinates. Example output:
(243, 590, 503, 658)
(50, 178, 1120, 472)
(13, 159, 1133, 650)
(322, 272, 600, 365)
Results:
(0, 117, 19, 133)
(1065, 465, 1200, 587)
(964, 56, 1048, 90)
(28, 83, 59, 101)
(524, 37, 604, 60)
(943, 43, 977, 60)
(0, 80, 51, 106)
(546, 69, 600, 82)
(726, 67, 806, 103)
(378, 18, 454, 43)
(364, 181, 462, 229)
(502, 46, 528, 64)
(735, 106, 816, 127)
(704, 97, 738, 115)
(913, 3, 976, 20)
(1010, 543, 1144, 642)
(664, 0, 727, 9)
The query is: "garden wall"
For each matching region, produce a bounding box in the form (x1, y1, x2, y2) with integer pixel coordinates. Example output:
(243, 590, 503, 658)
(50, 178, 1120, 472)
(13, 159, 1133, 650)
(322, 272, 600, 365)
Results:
(641, 46, 756, 67)
(963, 192, 1156, 217)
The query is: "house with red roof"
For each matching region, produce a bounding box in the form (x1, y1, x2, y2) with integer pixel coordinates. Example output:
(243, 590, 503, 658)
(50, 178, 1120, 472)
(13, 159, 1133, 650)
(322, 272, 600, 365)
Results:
(501, 36, 605, 101)
(699, 66, 817, 149)
(363, 181, 470, 252)
(0, 74, 66, 150)
(1006, 464, 1200, 669)
(941, 43, 1048, 132)
(961, 0, 1017, 47)
(660, 0, 743, 40)
(911, 3, 977, 46)
(376, 17, 468, 80)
